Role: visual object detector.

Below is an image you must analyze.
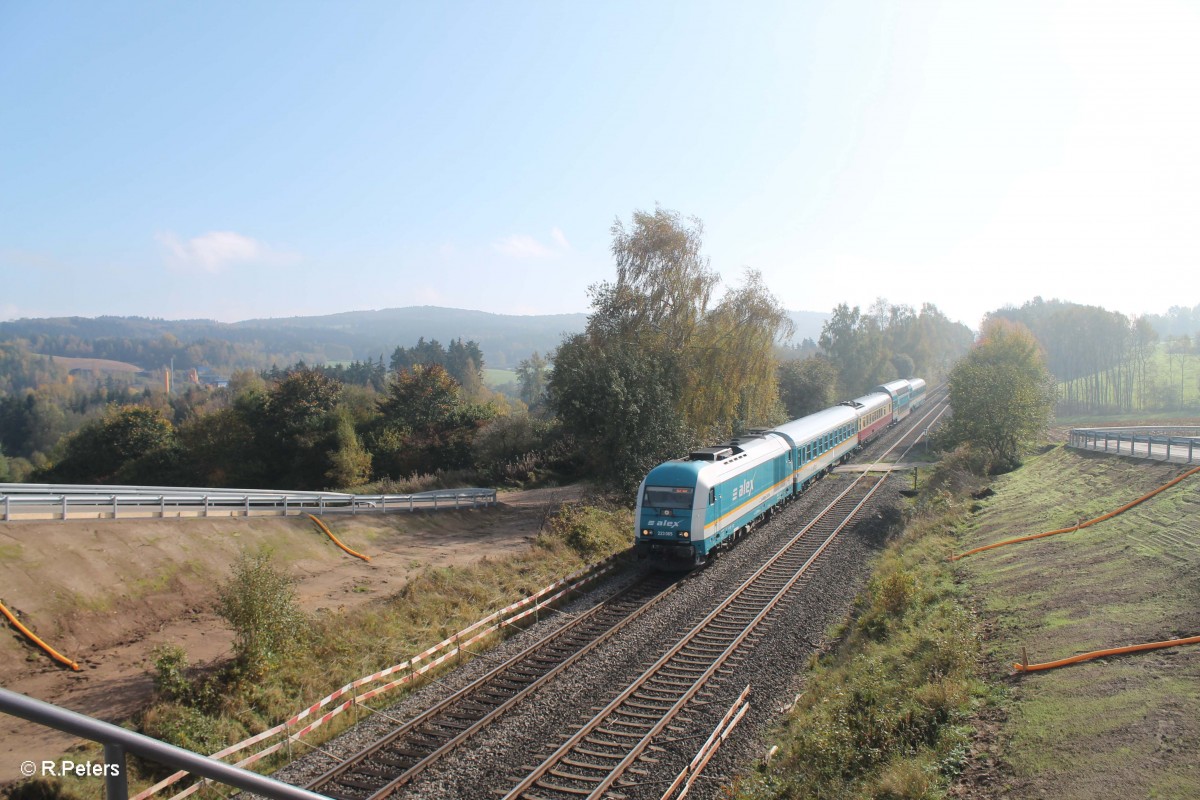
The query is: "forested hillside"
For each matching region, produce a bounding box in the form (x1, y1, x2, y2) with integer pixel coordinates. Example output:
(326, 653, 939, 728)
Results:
(0, 307, 589, 372)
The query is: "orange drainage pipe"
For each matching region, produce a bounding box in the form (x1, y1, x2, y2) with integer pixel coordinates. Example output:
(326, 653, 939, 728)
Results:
(1013, 634, 1200, 673)
(0, 599, 80, 671)
(952, 465, 1200, 561)
(307, 514, 371, 562)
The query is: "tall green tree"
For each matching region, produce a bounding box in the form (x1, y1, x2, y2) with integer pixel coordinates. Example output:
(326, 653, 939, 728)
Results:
(946, 319, 1056, 472)
(371, 364, 494, 477)
(549, 333, 691, 494)
(515, 351, 550, 411)
(549, 208, 790, 493)
(253, 368, 346, 489)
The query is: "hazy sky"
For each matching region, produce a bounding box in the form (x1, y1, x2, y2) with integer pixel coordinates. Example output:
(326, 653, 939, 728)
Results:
(3, 1, 1197, 331)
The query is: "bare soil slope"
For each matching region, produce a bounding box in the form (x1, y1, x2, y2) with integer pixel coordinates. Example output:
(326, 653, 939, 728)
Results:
(0, 485, 581, 782)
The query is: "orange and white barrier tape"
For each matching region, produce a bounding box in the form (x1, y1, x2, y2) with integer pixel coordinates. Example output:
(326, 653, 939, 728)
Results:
(134, 551, 625, 800)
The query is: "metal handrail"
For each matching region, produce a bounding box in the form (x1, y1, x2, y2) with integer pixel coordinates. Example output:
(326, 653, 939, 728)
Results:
(1068, 426, 1200, 464)
(0, 687, 326, 800)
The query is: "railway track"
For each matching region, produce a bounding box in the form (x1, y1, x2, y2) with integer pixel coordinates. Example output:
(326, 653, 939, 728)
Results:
(303, 392, 949, 800)
(500, 472, 888, 800)
(307, 573, 680, 799)
(497, 398, 947, 800)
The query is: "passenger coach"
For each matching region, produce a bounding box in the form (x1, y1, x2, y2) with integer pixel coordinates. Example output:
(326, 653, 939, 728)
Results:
(875, 379, 913, 422)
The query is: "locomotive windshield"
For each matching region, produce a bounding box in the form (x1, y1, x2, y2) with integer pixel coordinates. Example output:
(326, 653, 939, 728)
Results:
(643, 486, 695, 509)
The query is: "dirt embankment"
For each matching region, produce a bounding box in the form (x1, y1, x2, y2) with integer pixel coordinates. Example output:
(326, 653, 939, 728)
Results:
(0, 485, 582, 783)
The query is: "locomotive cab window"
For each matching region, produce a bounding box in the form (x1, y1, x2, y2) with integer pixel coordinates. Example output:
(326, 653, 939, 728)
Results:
(708, 488, 716, 505)
(643, 486, 695, 509)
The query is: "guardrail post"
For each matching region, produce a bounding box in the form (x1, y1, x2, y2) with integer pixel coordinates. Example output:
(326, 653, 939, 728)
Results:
(3, 495, 8, 522)
(104, 741, 128, 800)
(409, 496, 414, 511)
(62, 495, 68, 522)
(204, 495, 209, 518)
(319, 496, 325, 516)
(160, 495, 165, 518)
(112, 494, 118, 519)
(245, 495, 250, 517)
(283, 496, 288, 517)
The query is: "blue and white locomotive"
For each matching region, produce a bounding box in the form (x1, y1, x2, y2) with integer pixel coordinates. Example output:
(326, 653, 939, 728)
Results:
(634, 376, 925, 568)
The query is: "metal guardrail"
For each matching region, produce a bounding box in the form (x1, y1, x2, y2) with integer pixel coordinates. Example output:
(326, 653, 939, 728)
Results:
(0, 687, 325, 800)
(1068, 427, 1200, 464)
(0, 483, 497, 522)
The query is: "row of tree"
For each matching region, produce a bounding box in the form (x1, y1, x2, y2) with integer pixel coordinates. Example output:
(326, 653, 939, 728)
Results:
(988, 298, 1200, 414)
(36, 364, 505, 490)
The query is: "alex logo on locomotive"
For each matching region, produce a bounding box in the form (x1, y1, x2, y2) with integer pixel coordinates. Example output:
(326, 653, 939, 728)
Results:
(730, 478, 754, 501)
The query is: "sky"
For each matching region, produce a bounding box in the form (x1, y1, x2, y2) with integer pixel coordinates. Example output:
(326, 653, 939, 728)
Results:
(2, 1, 1198, 332)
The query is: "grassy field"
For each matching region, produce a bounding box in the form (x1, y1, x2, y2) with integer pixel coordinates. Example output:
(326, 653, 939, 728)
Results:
(958, 446, 1200, 799)
(483, 367, 516, 388)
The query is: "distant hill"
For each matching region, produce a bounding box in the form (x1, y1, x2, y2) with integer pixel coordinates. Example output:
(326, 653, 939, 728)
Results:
(0, 307, 587, 371)
(0, 305, 829, 372)
(231, 307, 589, 368)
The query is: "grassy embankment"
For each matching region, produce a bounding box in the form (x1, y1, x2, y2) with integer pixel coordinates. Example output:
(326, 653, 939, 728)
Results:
(7, 504, 631, 800)
(957, 446, 1200, 799)
(734, 453, 992, 800)
(736, 445, 1200, 799)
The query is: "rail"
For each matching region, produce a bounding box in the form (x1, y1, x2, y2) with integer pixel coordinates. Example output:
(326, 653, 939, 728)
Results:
(0, 483, 497, 522)
(0, 687, 326, 800)
(1067, 427, 1200, 464)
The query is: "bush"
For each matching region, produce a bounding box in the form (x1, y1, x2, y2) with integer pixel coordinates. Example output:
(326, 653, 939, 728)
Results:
(216, 551, 307, 677)
(140, 703, 246, 756)
(543, 503, 630, 559)
(151, 644, 192, 703)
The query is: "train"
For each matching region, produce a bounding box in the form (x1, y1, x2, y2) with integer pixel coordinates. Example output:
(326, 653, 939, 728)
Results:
(634, 377, 926, 569)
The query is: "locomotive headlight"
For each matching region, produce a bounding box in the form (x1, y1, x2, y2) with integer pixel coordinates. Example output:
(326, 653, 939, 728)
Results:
(679, 530, 690, 538)
(662, 509, 672, 516)
(641, 529, 651, 537)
